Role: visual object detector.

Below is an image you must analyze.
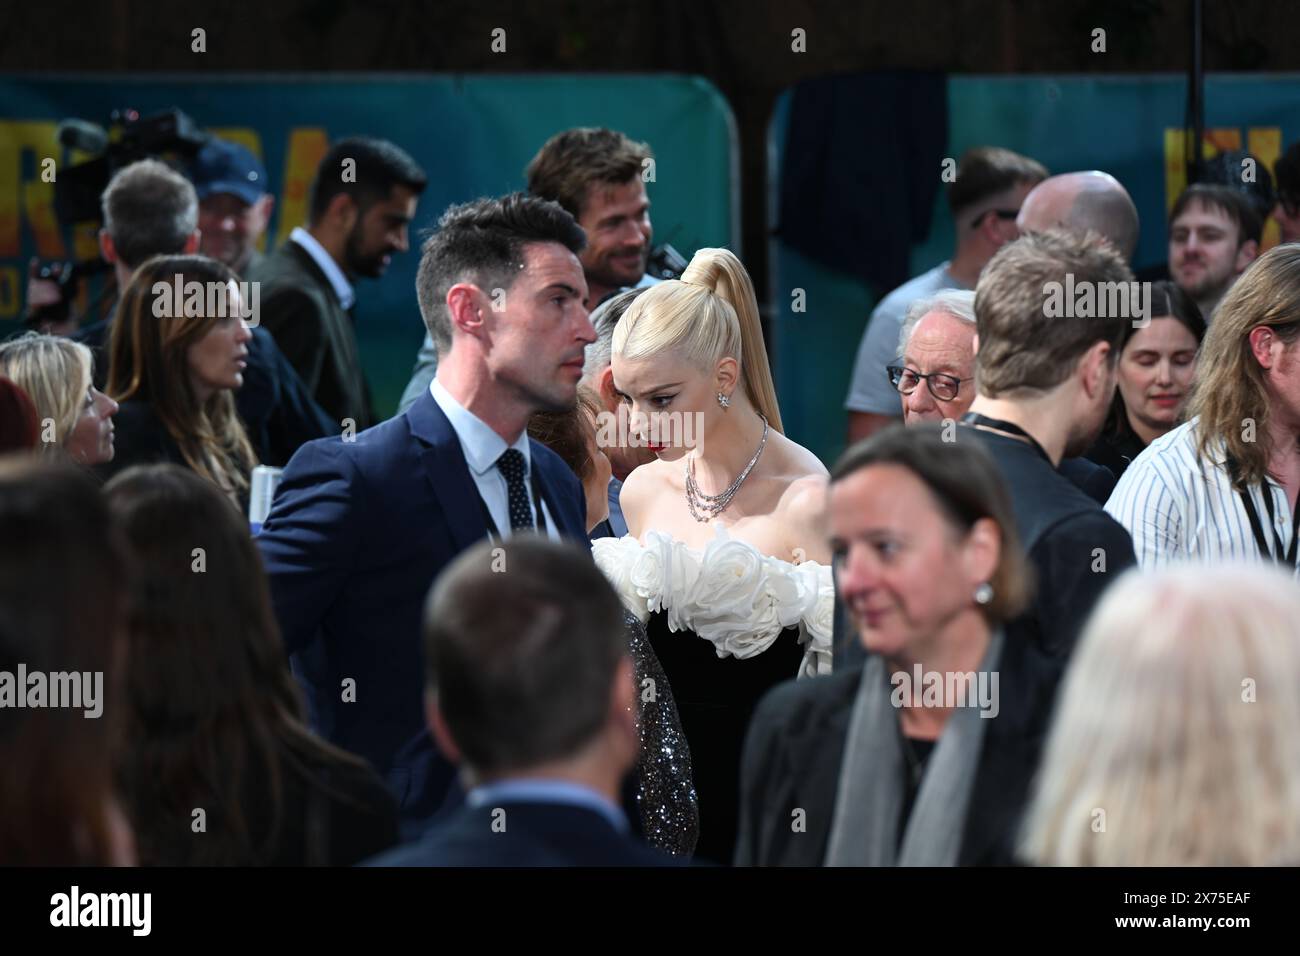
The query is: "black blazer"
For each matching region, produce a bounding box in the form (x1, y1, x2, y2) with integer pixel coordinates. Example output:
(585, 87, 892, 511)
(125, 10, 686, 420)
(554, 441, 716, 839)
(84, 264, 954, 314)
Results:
(364, 801, 676, 867)
(734, 628, 1061, 867)
(963, 427, 1136, 659)
(250, 240, 373, 429)
(256, 389, 590, 833)
(98, 399, 187, 477)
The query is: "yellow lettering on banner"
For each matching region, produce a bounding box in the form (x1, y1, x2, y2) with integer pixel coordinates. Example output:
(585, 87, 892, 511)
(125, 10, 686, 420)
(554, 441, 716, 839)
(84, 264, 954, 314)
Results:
(23, 176, 61, 258)
(0, 264, 19, 319)
(1248, 127, 1282, 249)
(276, 128, 330, 248)
(0, 120, 64, 258)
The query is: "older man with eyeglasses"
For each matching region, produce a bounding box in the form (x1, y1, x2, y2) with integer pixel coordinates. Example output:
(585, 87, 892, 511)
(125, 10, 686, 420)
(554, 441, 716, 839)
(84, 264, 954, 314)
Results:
(888, 290, 978, 425)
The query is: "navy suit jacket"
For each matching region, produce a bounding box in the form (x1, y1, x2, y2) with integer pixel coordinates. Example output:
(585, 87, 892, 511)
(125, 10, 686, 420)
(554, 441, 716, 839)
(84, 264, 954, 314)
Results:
(364, 801, 677, 867)
(257, 388, 589, 830)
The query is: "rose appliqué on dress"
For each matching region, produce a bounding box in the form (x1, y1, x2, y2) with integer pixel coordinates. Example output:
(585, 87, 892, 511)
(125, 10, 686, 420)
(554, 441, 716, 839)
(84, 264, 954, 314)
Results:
(592, 524, 833, 677)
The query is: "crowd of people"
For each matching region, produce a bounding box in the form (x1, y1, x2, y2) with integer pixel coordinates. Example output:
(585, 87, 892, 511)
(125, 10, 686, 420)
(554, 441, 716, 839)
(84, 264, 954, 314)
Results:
(4, 119, 1300, 868)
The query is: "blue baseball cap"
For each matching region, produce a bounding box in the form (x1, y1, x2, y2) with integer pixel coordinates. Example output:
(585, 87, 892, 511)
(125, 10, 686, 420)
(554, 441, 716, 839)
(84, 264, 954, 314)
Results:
(189, 138, 268, 205)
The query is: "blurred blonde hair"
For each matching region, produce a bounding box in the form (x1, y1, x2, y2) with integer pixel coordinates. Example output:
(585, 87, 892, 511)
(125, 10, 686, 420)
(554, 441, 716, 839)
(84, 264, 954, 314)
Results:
(1020, 564, 1300, 866)
(612, 248, 783, 433)
(0, 332, 94, 456)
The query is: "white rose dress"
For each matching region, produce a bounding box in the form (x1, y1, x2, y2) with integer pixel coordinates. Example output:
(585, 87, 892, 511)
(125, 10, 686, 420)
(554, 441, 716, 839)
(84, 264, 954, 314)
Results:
(593, 524, 833, 863)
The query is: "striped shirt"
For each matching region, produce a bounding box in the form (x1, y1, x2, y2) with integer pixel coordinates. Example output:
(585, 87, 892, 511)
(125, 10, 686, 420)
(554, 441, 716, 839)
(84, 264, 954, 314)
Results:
(1104, 417, 1299, 572)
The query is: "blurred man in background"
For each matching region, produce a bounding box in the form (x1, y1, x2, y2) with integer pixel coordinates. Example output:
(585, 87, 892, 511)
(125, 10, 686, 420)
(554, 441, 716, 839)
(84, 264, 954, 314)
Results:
(1168, 183, 1261, 321)
(252, 136, 426, 430)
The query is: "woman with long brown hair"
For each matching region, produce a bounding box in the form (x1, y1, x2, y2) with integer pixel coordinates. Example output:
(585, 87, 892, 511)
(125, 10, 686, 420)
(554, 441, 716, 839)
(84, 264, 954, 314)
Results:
(0, 459, 134, 865)
(103, 254, 257, 510)
(105, 464, 398, 865)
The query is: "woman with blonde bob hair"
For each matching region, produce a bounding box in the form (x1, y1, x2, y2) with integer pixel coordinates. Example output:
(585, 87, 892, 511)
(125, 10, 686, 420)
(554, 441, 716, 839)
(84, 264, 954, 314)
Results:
(1020, 564, 1300, 866)
(594, 247, 833, 863)
(103, 254, 257, 510)
(0, 332, 118, 464)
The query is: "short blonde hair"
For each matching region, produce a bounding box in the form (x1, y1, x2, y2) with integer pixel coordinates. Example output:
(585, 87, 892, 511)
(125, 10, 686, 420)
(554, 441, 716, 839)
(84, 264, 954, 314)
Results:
(1020, 564, 1300, 866)
(0, 332, 93, 455)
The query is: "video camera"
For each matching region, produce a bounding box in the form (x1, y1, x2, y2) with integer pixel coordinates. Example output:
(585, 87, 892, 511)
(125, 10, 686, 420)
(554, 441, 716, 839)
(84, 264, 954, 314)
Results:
(26, 108, 209, 328)
(53, 107, 208, 225)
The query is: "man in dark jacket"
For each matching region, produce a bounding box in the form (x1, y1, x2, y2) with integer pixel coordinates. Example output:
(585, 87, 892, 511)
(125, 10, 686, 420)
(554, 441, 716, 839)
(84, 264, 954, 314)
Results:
(250, 137, 426, 430)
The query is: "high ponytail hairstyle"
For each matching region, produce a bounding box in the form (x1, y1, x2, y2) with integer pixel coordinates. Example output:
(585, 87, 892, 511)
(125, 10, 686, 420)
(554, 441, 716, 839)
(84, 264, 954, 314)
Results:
(612, 248, 784, 433)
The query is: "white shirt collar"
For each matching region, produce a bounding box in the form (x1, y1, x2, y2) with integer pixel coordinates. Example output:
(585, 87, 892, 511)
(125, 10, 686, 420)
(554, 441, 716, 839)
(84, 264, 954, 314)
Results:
(289, 226, 355, 310)
(428, 378, 530, 478)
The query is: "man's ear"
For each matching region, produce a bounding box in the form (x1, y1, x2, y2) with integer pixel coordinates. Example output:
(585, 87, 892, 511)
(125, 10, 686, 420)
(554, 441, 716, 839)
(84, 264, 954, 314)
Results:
(425, 690, 463, 765)
(1249, 325, 1277, 370)
(445, 283, 487, 340)
(254, 194, 275, 234)
(326, 192, 359, 232)
(1082, 340, 1113, 398)
(608, 655, 638, 752)
(183, 229, 201, 255)
(1235, 238, 1260, 275)
(597, 365, 619, 413)
(98, 229, 117, 265)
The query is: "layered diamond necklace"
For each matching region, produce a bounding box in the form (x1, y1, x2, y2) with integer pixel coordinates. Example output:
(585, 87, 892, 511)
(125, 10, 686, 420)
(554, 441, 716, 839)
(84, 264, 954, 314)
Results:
(685, 414, 769, 522)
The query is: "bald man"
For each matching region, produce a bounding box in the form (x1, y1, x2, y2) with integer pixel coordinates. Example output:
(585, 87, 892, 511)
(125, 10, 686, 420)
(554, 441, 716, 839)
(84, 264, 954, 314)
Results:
(1016, 171, 1140, 262)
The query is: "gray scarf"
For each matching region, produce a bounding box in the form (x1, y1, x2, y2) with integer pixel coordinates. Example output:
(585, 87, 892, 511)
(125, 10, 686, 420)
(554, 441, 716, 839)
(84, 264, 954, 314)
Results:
(824, 630, 1003, 866)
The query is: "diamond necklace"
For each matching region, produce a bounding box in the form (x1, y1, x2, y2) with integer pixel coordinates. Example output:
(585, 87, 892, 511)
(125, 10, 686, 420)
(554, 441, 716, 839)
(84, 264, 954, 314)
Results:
(685, 414, 769, 522)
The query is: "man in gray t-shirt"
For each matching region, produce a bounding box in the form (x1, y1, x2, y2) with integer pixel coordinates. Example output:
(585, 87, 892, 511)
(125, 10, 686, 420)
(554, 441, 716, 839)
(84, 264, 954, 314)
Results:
(844, 146, 1048, 444)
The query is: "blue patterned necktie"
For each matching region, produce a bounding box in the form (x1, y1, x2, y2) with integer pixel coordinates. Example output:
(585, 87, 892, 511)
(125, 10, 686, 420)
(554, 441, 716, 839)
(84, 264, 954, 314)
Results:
(496, 448, 534, 531)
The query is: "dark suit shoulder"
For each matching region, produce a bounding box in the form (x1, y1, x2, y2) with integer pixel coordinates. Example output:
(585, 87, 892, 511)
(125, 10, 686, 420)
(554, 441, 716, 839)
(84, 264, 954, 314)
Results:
(363, 801, 674, 867)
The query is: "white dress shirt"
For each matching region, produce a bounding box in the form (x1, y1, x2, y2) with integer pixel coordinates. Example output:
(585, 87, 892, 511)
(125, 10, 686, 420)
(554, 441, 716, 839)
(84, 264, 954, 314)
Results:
(289, 226, 355, 310)
(1105, 417, 1300, 573)
(428, 378, 557, 540)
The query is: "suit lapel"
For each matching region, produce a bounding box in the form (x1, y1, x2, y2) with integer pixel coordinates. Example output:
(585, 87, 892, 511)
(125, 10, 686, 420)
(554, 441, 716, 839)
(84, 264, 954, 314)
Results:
(406, 389, 492, 555)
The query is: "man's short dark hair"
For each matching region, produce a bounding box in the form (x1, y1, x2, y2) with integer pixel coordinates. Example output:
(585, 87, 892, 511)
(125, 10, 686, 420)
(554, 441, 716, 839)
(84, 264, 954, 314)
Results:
(101, 159, 198, 268)
(308, 136, 427, 224)
(525, 127, 653, 221)
(1170, 183, 1263, 246)
(415, 192, 587, 354)
(423, 536, 627, 775)
(948, 147, 1049, 222)
(975, 229, 1135, 396)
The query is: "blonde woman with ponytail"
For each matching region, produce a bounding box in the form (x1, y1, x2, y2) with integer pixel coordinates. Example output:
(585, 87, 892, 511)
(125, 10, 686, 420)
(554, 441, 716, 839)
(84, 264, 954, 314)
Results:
(591, 247, 833, 864)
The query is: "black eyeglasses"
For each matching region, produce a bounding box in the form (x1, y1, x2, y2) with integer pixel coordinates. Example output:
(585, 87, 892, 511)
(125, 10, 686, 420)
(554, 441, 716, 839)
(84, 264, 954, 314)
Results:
(971, 208, 1020, 230)
(887, 365, 971, 402)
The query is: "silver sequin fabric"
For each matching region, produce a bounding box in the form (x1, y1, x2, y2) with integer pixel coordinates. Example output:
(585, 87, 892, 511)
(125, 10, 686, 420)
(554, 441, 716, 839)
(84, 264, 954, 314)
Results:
(625, 611, 699, 857)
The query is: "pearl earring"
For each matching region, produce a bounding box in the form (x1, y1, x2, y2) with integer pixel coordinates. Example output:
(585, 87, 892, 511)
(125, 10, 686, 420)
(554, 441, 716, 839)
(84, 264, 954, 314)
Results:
(973, 582, 994, 605)
(717, 392, 731, 409)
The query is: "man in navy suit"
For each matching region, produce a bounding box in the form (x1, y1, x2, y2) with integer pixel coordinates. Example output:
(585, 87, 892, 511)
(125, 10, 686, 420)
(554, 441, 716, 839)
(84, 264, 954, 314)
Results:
(366, 536, 673, 867)
(258, 193, 596, 833)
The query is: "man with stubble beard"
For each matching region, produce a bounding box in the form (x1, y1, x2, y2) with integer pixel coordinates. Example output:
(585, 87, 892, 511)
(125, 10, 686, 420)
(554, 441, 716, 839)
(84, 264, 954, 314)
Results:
(252, 136, 426, 429)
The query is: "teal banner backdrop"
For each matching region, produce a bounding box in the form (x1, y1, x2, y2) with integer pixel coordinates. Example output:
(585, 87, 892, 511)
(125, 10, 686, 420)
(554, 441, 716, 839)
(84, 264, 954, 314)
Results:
(0, 73, 737, 416)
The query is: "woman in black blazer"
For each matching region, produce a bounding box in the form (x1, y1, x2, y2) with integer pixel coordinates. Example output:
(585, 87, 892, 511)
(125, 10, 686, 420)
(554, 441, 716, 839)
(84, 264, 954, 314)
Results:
(735, 425, 1058, 866)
